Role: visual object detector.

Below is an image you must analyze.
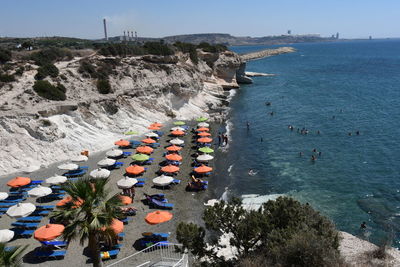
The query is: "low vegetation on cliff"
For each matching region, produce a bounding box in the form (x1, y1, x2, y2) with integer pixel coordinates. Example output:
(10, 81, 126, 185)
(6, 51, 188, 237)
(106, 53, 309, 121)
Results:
(33, 80, 67, 101)
(177, 197, 343, 266)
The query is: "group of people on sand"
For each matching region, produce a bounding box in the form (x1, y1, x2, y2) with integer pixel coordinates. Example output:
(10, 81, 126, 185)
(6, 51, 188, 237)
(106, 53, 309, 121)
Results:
(218, 132, 228, 146)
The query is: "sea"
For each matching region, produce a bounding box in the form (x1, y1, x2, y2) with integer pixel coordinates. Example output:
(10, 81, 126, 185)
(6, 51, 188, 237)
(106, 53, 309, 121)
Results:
(211, 39, 400, 247)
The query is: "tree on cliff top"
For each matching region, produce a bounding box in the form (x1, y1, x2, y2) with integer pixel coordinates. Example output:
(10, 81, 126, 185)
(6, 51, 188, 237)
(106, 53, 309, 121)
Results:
(176, 196, 342, 267)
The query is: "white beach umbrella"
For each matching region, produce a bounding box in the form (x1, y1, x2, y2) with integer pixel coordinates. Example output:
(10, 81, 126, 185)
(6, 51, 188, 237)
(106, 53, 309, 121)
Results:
(145, 132, 159, 138)
(106, 149, 123, 158)
(57, 163, 79, 171)
(90, 168, 111, 179)
(28, 185, 52, 198)
(117, 177, 138, 189)
(97, 158, 116, 167)
(153, 175, 174, 187)
(197, 154, 214, 162)
(0, 192, 9, 201)
(198, 122, 209, 127)
(0, 229, 15, 243)
(45, 175, 67, 185)
(170, 138, 184, 145)
(171, 126, 185, 131)
(71, 155, 88, 162)
(7, 203, 36, 218)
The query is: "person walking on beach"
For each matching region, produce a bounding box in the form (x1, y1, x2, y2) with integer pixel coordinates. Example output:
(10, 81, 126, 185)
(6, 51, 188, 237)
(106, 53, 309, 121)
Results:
(311, 155, 316, 162)
(218, 133, 222, 146)
(299, 152, 303, 157)
(224, 134, 229, 145)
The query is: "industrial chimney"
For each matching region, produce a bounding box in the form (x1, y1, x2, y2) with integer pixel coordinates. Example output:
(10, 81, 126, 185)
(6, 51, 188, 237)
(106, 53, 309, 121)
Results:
(103, 18, 108, 41)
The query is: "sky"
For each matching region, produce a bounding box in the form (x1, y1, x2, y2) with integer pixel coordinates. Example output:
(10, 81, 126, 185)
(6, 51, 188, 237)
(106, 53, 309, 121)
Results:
(1, 0, 399, 39)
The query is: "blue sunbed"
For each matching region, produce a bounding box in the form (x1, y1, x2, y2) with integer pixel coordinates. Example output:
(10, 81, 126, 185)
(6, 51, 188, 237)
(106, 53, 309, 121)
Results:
(142, 232, 169, 239)
(31, 210, 50, 216)
(0, 198, 24, 203)
(134, 178, 146, 187)
(34, 250, 66, 259)
(12, 222, 39, 229)
(154, 131, 164, 136)
(36, 205, 56, 210)
(0, 202, 15, 207)
(13, 229, 34, 237)
(149, 143, 160, 148)
(17, 216, 42, 222)
(122, 151, 132, 157)
(41, 240, 68, 247)
(63, 169, 87, 177)
(44, 193, 65, 200)
(117, 232, 125, 239)
(120, 217, 132, 224)
(31, 180, 43, 185)
(172, 179, 181, 184)
(150, 198, 174, 210)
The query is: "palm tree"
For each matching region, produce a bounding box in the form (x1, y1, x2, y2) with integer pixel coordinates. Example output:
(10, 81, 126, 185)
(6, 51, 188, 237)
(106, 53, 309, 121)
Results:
(0, 243, 28, 267)
(51, 178, 123, 267)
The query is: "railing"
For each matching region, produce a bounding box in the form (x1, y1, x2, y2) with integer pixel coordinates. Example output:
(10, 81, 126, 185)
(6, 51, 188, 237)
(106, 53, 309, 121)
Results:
(107, 242, 188, 267)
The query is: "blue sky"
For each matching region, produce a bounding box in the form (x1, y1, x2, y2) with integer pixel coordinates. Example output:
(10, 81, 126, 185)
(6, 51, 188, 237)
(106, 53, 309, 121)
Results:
(1, 0, 399, 39)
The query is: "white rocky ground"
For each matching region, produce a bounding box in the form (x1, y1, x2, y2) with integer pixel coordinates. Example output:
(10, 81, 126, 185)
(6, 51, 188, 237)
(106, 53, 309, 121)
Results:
(0, 50, 241, 176)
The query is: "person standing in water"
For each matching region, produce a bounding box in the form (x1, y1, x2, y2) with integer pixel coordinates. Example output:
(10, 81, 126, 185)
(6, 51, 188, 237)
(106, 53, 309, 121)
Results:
(246, 121, 250, 131)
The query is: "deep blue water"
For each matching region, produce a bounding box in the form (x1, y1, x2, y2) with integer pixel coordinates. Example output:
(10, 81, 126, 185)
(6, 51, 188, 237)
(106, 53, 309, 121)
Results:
(219, 40, 400, 246)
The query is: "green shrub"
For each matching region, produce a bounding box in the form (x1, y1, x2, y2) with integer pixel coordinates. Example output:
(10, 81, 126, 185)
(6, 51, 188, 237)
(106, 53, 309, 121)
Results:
(30, 47, 72, 66)
(96, 79, 111, 94)
(143, 41, 174, 56)
(174, 42, 198, 64)
(33, 80, 66, 101)
(0, 48, 12, 64)
(15, 66, 24, 76)
(98, 43, 146, 57)
(0, 73, 15, 83)
(78, 60, 96, 78)
(35, 63, 59, 80)
(197, 42, 227, 53)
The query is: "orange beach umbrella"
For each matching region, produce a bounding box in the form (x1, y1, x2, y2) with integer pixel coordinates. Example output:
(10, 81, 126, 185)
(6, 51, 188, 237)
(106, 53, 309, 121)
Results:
(148, 125, 160, 130)
(196, 127, 210, 132)
(161, 165, 180, 173)
(194, 164, 213, 174)
(102, 219, 124, 234)
(7, 177, 31, 188)
(136, 146, 154, 154)
(119, 195, 132, 205)
(165, 154, 182, 161)
(126, 165, 145, 175)
(142, 138, 156, 144)
(145, 210, 173, 225)
(170, 130, 185, 136)
(150, 122, 163, 127)
(197, 132, 211, 137)
(197, 137, 213, 143)
(56, 196, 84, 207)
(166, 145, 182, 152)
(114, 139, 130, 147)
(34, 224, 65, 241)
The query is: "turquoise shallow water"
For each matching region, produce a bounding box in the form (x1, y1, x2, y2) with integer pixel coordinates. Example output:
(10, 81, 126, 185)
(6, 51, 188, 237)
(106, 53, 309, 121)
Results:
(217, 40, 400, 246)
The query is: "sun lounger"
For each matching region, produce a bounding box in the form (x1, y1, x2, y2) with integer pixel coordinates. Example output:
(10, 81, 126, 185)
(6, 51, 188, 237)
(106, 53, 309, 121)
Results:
(135, 178, 146, 187)
(12, 222, 39, 229)
(120, 217, 132, 224)
(112, 162, 124, 169)
(31, 180, 43, 185)
(36, 205, 56, 210)
(63, 168, 87, 177)
(44, 193, 65, 200)
(0, 202, 16, 207)
(150, 198, 174, 210)
(79, 166, 89, 169)
(142, 232, 169, 240)
(41, 240, 68, 248)
(17, 216, 42, 222)
(13, 229, 34, 237)
(31, 210, 50, 216)
(117, 232, 125, 239)
(50, 185, 62, 190)
(149, 143, 160, 148)
(122, 151, 132, 157)
(100, 249, 119, 260)
(172, 179, 181, 184)
(34, 250, 66, 259)
(0, 207, 8, 212)
(154, 131, 164, 136)
(68, 178, 79, 182)
(1, 198, 24, 203)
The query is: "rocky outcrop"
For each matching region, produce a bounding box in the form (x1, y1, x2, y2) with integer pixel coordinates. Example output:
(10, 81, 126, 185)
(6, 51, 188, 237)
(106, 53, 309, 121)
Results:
(0, 50, 242, 175)
(241, 47, 295, 61)
(236, 62, 253, 84)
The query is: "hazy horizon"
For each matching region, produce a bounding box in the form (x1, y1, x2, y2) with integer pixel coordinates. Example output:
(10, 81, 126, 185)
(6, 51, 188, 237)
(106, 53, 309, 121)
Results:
(1, 0, 399, 39)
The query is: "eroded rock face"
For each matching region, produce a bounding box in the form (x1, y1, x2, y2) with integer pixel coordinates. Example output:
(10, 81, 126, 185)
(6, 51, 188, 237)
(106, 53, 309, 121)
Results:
(0, 49, 243, 175)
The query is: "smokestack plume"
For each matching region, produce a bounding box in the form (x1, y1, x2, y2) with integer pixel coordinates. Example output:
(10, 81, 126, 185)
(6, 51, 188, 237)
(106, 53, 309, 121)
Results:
(103, 18, 108, 41)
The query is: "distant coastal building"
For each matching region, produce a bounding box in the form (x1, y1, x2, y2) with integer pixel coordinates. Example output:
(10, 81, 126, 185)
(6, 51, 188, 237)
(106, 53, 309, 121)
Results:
(369, 36, 372, 40)
(336, 32, 340, 39)
(287, 30, 291, 35)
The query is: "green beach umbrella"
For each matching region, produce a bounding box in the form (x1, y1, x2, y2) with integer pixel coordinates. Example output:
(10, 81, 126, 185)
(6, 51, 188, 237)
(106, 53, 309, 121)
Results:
(174, 121, 185, 126)
(131, 153, 150, 162)
(196, 116, 208, 122)
(124, 130, 139, 135)
(198, 147, 214, 153)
